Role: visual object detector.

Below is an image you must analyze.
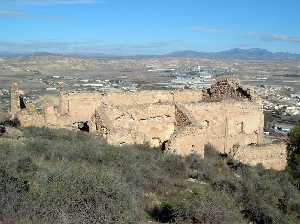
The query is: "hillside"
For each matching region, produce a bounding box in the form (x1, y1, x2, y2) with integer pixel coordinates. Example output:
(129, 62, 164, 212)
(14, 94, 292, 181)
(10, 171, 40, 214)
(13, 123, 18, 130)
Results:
(0, 126, 300, 224)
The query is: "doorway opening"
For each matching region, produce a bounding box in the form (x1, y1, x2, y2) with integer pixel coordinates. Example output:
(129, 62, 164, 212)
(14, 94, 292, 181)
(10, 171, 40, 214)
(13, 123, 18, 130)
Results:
(161, 140, 168, 152)
(77, 121, 90, 132)
(19, 96, 26, 110)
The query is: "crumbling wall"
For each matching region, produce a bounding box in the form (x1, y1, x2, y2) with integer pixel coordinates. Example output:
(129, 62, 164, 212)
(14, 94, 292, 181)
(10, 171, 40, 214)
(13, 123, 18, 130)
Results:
(10, 83, 21, 117)
(59, 92, 103, 122)
(9, 82, 44, 127)
(89, 80, 264, 152)
(94, 103, 176, 147)
(101, 90, 205, 106)
(173, 90, 205, 103)
(233, 143, 287, 170)
(93, 95, 264, 155)
(92, 90, 207, 147)
(166, 101, 264, 156)
(17, 108, 45, 127)
(102, 91, 173, 106)
(16, 102, 71, 129)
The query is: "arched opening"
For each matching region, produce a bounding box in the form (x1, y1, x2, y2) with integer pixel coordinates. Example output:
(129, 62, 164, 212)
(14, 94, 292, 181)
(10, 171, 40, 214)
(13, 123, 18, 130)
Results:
(19, 96, 26, 110)
(161, 140, 168, 152)
(0, 125, 6, 136)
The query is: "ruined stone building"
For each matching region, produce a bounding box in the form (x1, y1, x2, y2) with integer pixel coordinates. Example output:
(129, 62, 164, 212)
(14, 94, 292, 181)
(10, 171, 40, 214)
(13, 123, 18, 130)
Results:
(10, 79, 287, 170)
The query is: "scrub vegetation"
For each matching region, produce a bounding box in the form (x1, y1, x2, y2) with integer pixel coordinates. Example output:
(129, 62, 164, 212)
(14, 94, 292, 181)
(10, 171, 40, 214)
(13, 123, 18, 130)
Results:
(0, 125, 299, 223)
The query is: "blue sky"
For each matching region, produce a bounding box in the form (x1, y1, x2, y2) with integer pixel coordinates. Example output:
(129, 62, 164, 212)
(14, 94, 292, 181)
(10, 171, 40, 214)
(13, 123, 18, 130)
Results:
(0, 0, 300, 55)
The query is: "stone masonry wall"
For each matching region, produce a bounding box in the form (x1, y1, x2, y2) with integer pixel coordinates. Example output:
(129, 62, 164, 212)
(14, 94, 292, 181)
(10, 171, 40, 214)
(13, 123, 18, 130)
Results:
(95, 103, 176, 147)
(234, 143, 287, 170)
(166, 100, 264, 156)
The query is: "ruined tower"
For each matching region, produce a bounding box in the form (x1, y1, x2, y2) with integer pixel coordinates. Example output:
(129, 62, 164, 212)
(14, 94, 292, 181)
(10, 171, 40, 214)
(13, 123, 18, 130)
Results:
(10, 82, 20, 117)
(58, 82, 68, 115)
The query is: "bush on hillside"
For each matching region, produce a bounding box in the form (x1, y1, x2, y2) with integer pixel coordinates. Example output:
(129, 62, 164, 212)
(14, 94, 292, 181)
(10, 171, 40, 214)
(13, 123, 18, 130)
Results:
(0, 112, 20, 128)
(185, 146, 300, 224)
(0, 110, 8, 124)
(288, 123, 300, 189)
(150, 186, 245, 224)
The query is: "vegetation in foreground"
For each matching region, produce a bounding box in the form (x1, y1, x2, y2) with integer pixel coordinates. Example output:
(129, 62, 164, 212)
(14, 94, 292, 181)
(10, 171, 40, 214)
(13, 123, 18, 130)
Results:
(288, 123, 300, 190)
(0, 126, 299, 224)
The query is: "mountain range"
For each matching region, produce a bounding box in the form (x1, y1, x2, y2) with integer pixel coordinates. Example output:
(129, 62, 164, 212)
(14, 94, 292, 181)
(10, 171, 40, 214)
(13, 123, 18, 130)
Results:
(1, 48, 300, 60)
(165, 48, 300, 60)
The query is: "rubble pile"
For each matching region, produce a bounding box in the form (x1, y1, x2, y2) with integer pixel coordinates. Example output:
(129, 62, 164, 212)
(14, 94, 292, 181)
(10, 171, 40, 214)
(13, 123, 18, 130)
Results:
(175, 106, 191, 128)
(207, 78, 252, 101)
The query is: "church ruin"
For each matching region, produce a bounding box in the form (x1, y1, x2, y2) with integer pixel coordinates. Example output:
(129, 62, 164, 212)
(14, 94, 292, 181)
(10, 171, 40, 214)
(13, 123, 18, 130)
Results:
(9, 79, 287, 170)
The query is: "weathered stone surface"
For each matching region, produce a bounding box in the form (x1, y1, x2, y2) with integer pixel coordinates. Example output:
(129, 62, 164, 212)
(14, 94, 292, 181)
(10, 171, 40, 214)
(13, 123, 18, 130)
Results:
(10, 82, 21, 117)
(234, 143, 287, 170)
(94, 103, 176, 147)
(166, 101, 264, 155)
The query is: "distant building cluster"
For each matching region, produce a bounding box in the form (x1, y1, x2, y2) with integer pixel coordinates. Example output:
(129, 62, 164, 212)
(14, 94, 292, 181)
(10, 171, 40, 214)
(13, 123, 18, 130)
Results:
(34, 64, 235, 93)
(255, 85, 300, 135)
(148, 65, 234, 90)
(255, 85, 300, 116)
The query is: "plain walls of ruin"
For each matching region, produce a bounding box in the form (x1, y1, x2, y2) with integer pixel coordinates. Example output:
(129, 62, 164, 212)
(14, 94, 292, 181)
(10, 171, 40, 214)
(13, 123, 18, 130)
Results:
(166, 101, 264, 156)
(234, 143, 287, 170)
(60, 92, 103, 123)
(56, 90, 205, 126)
(11, 89, 210, 129)
(10, 83, 21, 117)
(93, 97, 265, 159)
(94, 103, 176, 147)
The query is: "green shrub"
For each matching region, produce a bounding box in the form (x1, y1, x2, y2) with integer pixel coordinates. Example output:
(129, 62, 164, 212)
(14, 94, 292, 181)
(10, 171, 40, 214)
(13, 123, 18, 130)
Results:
(185, 148, 300, 223)
(288, 123, 300, 189)
(150, 186, 245, 224)
(0, 110, 8, 124)
(289, 123, 300, 148)
(1, 163, 139, 223)
(0, 109, 20, 127)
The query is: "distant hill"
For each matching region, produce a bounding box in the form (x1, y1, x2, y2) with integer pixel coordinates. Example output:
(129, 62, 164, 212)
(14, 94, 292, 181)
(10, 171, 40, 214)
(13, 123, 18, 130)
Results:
(165, 48, 300, 60)
(164, 50, 209, 58)
(0, 51, 61, 58)
(29, 52, 64, 57)
(0, 51, 24, 58)
(1, 48, 300, 60)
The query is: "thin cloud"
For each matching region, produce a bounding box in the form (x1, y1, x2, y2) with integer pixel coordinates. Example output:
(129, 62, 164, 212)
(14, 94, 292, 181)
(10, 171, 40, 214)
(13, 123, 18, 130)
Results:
(270, 34, 300, 44)
(18, 0, 103, 5)
(0, 10, 24, 17)
(0, 10, 63, 21)
(243, 32, 300, 44)
(0, 40, 185, 55)
(242, 32, 259, 38)
(192, 26, 224, 33)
